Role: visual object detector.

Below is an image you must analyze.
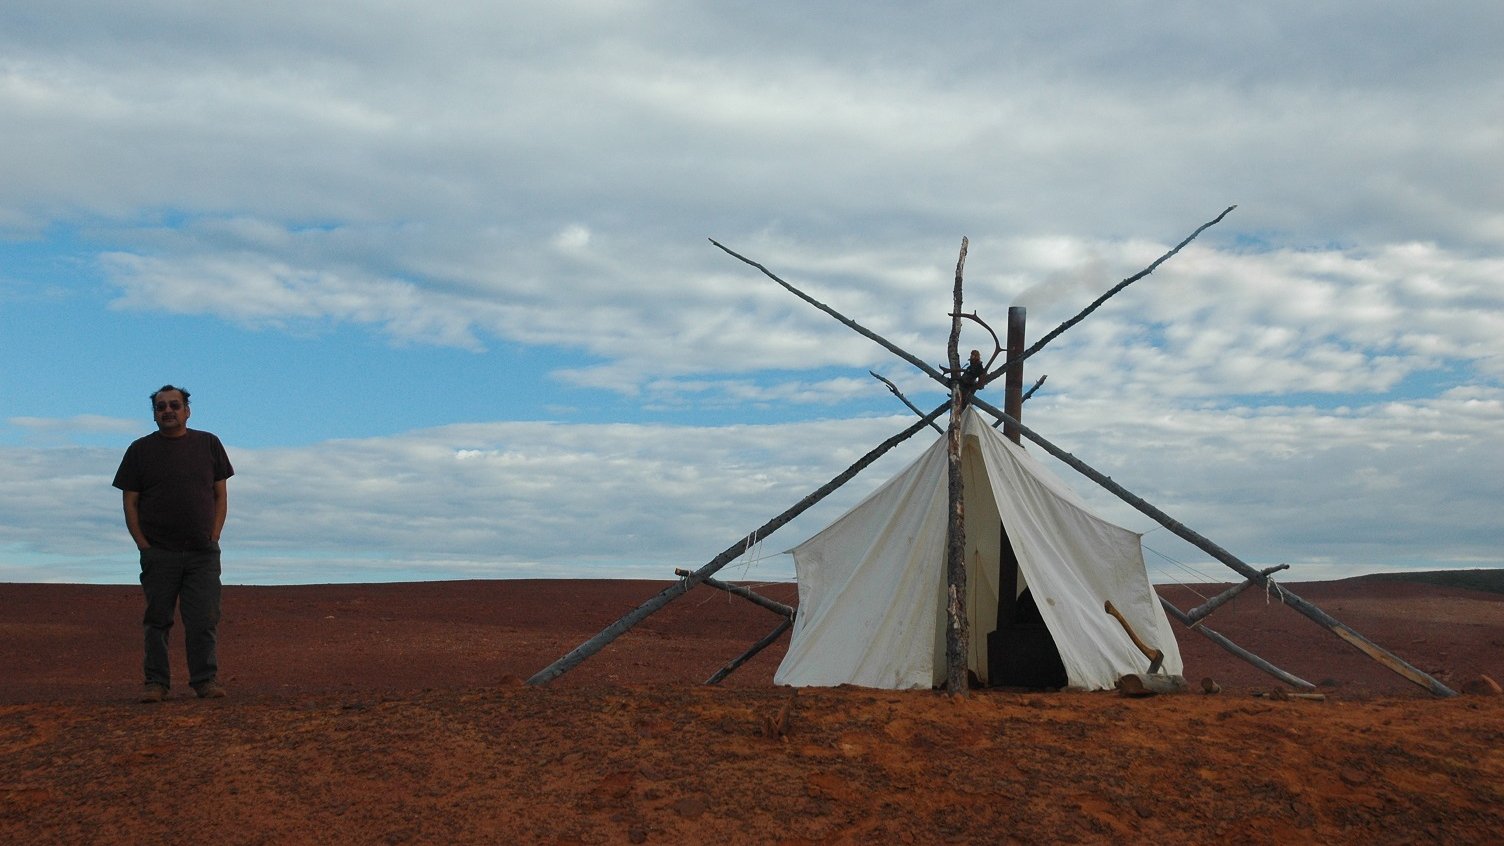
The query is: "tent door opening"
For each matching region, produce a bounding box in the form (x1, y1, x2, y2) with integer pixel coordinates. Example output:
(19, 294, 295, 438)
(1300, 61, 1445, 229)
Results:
(986, 520, 1067, 689)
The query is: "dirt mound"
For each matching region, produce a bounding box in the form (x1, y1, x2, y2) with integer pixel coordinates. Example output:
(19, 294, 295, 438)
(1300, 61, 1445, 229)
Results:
(3, 577, 1502, 843)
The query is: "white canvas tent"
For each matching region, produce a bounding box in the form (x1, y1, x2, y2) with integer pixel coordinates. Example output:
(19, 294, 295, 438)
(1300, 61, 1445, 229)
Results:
(533, 219, 1453, 697)
(775, 407, 1183, 691)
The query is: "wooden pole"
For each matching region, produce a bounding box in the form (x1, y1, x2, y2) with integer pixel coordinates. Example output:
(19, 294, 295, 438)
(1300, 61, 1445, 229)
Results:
(983, 205, 1237, 385)
(715, 208, 1233, 404)
(971, 397, 1458, 698)
(1159, 596, 1317, 691)
(526, 403, 947, 686)
(704, 618, 793, 685)
(870, 371, 944, 435)
(672, 568, 794, 619)
(710, 238, 949, 384)
(1186, 564, 1290, 623)
(944, 238, 971, 695)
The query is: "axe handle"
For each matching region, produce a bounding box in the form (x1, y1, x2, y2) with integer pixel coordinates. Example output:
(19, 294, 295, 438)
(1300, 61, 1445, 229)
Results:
(1105, 600, 1165, 673)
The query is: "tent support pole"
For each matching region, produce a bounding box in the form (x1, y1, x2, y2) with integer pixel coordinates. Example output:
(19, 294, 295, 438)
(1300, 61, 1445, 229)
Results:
(870, 372, 944, 435)
(1186, 564, 1290, 623)
(705, 618, 794, 685)
(670, 569, 794, 684)
(943, 238, 972, 695)
(672, 568, 794, 619)
(710, 238, 948, 383)
(982, 206, 1236, 385)
(1159, 597, 1317, 691)
(971, 398, 1458, 698)
(526, 404, 947, 686)
(714, 207, 1235, 393)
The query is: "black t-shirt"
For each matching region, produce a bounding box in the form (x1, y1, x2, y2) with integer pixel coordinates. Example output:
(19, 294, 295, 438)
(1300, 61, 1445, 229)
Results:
(113, 429, 235, 551)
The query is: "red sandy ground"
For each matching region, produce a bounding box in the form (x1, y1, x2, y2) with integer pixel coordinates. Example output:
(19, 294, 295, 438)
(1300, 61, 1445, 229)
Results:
(2, 577, 1502, 844)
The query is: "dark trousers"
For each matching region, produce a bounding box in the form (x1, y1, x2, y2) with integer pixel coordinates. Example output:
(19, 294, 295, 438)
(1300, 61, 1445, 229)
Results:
(139, 546, 222, 689)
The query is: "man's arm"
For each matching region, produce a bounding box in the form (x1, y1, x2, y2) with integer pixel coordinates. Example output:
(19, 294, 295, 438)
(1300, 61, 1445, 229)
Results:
(211, 479, 228, 545)
(122, 491, 150, 551)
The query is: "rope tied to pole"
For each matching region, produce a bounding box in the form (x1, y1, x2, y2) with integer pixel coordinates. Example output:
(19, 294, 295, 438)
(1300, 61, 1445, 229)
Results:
(1265, 574, 1287, 606)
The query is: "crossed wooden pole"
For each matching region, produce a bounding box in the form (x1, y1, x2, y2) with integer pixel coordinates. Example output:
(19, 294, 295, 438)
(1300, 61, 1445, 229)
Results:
(529, 207, 1456, 697)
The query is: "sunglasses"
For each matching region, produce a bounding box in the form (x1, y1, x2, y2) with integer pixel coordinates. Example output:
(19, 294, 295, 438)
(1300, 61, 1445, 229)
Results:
(154, 400, 184, 411)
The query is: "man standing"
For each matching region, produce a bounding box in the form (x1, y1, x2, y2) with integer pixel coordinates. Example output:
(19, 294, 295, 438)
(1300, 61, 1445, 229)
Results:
(113, 385, 235, 703)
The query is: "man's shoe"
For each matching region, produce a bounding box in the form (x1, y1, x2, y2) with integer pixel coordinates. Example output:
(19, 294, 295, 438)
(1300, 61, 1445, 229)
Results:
(140, 684, 168, 703)
(194, 680, 228, 699)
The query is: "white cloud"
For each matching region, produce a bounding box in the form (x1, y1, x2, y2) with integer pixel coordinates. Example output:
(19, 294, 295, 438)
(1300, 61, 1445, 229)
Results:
(9, 415, 136, 434)
(0, 416, 933, 583)
(1026, 385, 1504, 580)
(551, 224, 592, 252)
(3, 389, 1500, 586)
(5, 416, 140, 449)
(2, 2, 1502, 584)
(103, 248, 491, 350)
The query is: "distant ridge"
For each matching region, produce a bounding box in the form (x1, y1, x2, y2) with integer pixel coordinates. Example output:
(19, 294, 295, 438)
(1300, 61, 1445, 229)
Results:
(1355, 568, 1504, 595)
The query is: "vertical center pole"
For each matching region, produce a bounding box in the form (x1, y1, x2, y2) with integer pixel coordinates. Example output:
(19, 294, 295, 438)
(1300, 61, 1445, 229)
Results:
(944, 237, 971, 695)
(1004, 307, 1026, 445)
(995, 306, 1026, 653)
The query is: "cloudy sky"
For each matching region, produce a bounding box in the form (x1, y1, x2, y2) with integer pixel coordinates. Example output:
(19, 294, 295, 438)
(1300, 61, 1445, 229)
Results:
(3, 2, 1501, 586)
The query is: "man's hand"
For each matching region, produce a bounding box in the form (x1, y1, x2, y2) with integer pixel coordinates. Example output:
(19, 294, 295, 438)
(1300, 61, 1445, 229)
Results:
(122, 490, 151, 551)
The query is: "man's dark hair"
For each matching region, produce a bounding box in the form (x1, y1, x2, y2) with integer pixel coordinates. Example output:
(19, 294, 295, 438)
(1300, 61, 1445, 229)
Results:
(150, 385, 191, 406)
